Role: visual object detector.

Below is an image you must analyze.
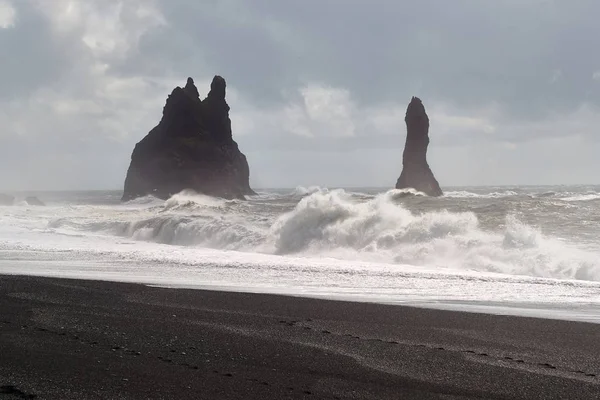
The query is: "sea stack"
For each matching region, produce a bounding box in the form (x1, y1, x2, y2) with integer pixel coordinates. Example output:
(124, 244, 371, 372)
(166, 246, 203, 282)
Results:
(395, 97, 443, 196)
(122, 76, 255, 201)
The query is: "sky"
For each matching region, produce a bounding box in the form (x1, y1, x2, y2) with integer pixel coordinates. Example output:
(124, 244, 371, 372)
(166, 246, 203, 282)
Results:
(1, 0, 599, 190)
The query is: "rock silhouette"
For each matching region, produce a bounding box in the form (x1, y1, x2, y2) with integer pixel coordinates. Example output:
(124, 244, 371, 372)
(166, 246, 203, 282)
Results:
(122, 76, 254, 201)
(395, 97, 442, 196)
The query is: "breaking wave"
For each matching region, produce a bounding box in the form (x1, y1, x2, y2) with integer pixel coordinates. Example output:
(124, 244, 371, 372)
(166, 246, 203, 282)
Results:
(444, 189, 600, 203)
(560, 193, 600, 202)
(444, 190, 519, 199)
(290, 185, 324, 197)
(124, 195, 164, 206)
(270, 190, 600, 281)
(42, 188, 600, 282)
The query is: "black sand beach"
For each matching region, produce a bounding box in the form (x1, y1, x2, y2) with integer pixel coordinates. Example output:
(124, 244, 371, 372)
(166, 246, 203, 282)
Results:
(0, 276, 599, 399)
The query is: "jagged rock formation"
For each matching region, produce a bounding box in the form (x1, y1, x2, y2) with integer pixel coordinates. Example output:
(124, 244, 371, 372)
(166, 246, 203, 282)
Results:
(395, 97, 443, 196)
(0, 193, 14, 205)
(122, 76, 255, 201)
(25, 196, 45, 206)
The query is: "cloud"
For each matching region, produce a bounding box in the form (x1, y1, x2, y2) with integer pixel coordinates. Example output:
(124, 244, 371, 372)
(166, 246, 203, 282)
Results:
(0, 0, 16, 29)
(0, 0, 176, 189)
(35, 0, 165, 59)
(230, 84, 499, 150)
(1, 0, 600, 190)
(550, 69, 563, 84)
(0, 0, 174, 146)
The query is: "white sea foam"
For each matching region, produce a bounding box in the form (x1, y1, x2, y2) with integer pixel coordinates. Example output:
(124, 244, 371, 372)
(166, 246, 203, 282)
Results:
(164, 189, 229, 209)
(124, 194, 163, 206)
(1, 186, 600, 321)
(444, 190, 519, 198)
(5, 188, 600, 281)
(560, 192, 600, 202)
(290, 185, 324, 197)
(269, 190, 600, 281)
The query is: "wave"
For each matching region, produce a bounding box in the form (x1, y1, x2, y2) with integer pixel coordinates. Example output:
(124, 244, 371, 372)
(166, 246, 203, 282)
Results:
(269, 189, 600, 281)
(290, 185, 324, 197)
(560, 193, 600, 202)
(444, 190, 519, 199)
(37, 188, 600, 282)
(388, 188, 429, 198)
(537, 191, 558, 198)
(163, 189, 229, 211)
(444, 189, 600, 203)
(123, 195, 164, 206)
(246, 192, 284, 201)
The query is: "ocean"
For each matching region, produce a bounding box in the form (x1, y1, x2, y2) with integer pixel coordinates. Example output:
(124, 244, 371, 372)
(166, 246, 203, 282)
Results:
(1, 185, 599, 322)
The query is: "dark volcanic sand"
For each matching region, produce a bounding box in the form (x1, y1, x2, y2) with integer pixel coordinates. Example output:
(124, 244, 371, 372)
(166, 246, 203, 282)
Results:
(0, 276, 599, 399)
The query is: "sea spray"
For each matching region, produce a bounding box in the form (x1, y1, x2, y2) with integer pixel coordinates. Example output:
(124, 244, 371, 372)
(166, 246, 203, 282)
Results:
(3, 186, 600, 320)
(269, 189, 600, 280)
(5, 187, 600, 282)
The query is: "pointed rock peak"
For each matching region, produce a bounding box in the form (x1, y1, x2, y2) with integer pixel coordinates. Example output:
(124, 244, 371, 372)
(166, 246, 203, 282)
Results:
(209, 75, 226, 99)
(395, 96, 442, 196)
(121, 74, 254, 202)
(406, 96, 427, 120)
(183, 77, 200, 99)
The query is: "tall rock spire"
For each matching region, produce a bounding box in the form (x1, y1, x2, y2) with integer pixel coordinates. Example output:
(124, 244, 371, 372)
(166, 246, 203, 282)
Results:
(201, 75, 232, 142)
(395, 97, 442, 196)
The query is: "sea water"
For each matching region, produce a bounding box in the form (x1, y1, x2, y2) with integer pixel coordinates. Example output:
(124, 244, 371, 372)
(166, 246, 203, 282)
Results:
(1, 185, 599, 322)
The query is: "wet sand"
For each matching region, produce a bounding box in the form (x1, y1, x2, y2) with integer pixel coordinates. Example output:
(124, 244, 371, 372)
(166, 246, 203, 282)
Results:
(0, 275, 599, 399)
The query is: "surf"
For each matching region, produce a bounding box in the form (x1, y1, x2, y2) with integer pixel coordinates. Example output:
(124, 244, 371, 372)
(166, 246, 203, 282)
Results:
(2, 186, 598, 282)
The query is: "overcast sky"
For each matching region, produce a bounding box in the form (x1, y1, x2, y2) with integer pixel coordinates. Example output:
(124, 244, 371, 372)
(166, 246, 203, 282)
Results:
(1, 0, 599, 190)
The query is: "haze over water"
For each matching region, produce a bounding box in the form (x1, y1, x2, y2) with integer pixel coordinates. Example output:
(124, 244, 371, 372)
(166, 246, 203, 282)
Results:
(1, 185, 599, 323)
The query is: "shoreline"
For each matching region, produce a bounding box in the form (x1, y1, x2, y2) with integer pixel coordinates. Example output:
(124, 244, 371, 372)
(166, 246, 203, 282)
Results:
(152, 283, 600, 324)
(1, 275, 599, 399)
(2, 264, 599, 324)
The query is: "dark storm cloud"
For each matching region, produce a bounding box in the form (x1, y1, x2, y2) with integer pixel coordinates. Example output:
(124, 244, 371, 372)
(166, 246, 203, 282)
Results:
(147, 0, 600, 117)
